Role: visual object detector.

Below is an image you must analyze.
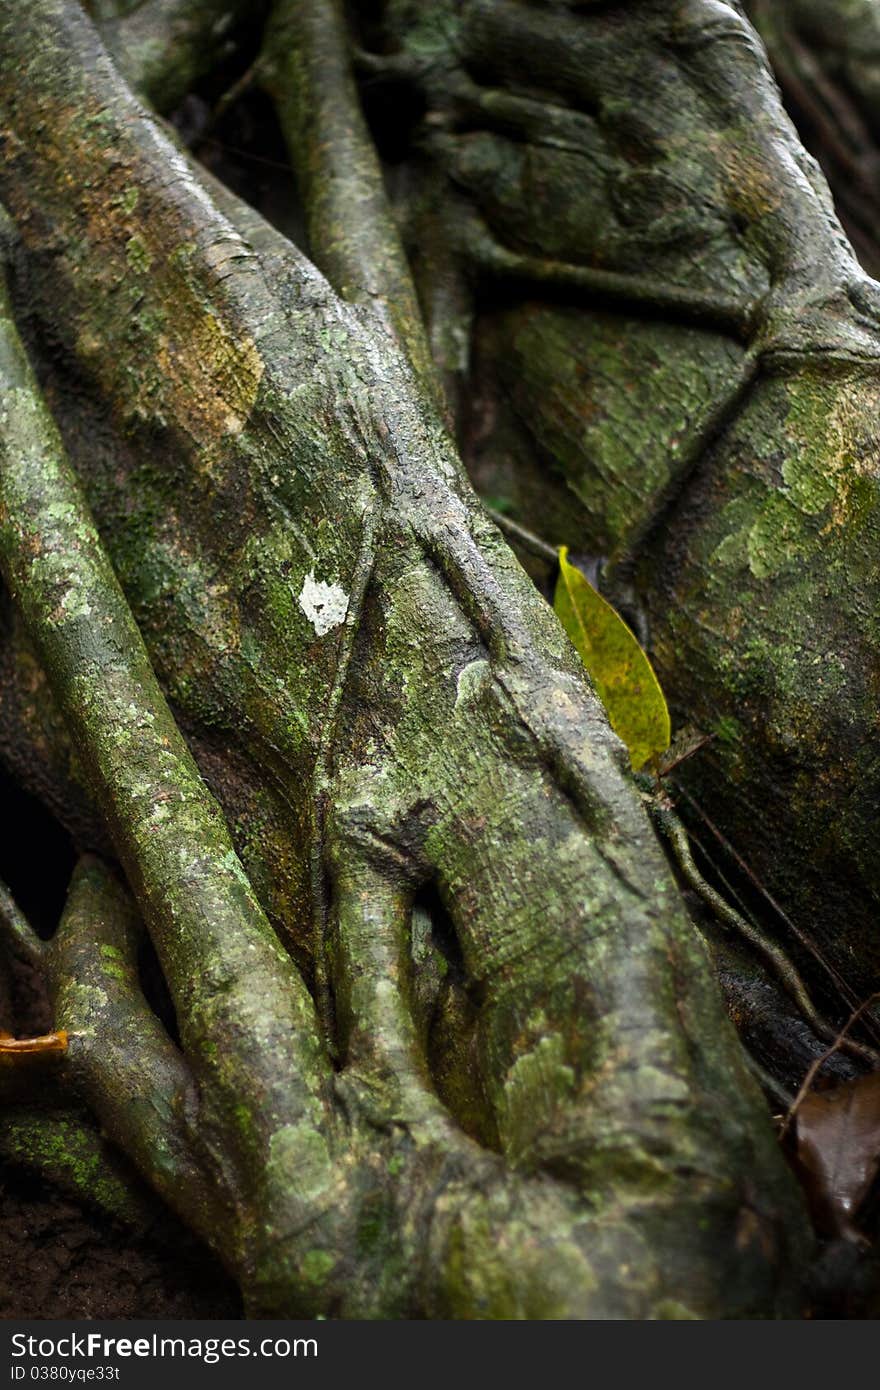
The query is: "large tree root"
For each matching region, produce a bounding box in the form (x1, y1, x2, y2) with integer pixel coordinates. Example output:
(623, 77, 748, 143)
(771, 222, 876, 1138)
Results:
(386, 0, 880, 1006)
(0, 0, 812, 1315)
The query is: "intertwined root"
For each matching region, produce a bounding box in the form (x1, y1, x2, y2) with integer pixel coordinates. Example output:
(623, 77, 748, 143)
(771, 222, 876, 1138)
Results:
(2, 474, 807, 1315)
(0, 275, 806, 1309)
(396, 0, 880, 990)
(32, 696, 805, 1320)
(0, 0, 812, 1316)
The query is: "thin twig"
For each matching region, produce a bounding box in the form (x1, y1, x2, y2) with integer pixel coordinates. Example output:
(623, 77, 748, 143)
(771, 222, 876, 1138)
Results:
(206, 58, 260, 134)
(195, 134, 293, 174)
(672, 780, 866, 1021)
(0, 1030, 67, 1055)
(656, 733, 713, 779)
(653, 801, 880, 1068)
(684, 819, 772, 946)
(485, 507, 559, 565)
(744, 1053, 794, 1113)
(780, 992, 880, 1140)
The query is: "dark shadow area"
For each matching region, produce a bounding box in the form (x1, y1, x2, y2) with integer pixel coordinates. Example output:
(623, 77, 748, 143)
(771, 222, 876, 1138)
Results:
(0, 761, 76, 940)
(0, 1164, 241, 1320)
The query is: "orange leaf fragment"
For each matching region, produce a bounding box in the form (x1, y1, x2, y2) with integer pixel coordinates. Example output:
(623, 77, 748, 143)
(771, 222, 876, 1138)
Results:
(0, 1030, 68, 1057)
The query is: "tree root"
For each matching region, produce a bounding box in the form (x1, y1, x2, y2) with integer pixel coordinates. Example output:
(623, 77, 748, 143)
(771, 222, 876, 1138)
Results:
(261, 0, 440, 404)
(0, 1103, 162, 1232)
(380, 0, 880, 1001)
(0, 0, 812, 1316)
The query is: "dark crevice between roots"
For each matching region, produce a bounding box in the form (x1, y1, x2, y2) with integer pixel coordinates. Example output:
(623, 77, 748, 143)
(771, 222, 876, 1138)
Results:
(185, 87, 307, 251)
(676, 787, 874, 1036)
(137, 936, 182, 1051)
(409, 885, 499, 1150)
(661, 800, 877, 1101)
(0, 761, 76, 941)
(358, 68, 429, 166)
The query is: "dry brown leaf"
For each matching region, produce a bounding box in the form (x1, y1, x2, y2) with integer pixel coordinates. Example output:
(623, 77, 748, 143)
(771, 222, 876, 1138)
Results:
(793, 1071, 880, 1238)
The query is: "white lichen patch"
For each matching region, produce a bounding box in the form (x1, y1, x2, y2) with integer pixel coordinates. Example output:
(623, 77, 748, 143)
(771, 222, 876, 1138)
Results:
(60, 586, 92, 621)
(455, 658, 490, 709)
(298, 572, 349, 637)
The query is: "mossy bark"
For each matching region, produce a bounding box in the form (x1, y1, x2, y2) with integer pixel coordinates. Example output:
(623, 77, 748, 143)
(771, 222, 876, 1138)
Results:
(0, 0, 845, 1316)
(384, 0, 880, 1007)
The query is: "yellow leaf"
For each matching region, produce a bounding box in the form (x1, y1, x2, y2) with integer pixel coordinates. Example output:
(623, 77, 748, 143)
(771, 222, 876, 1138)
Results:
(553, 546, 670, 771)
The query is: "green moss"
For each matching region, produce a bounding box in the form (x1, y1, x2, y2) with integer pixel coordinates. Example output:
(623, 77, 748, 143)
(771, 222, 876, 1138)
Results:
(714, 715, 742, 745)
(499, 1033, 575, 1167)
(125, 234, 153, 274)
(300, 1249, 335, 1286)
(233, 1103, 257, 1147)
(99, 942, 127, 982)
(1, 1112, 147, 1226)
(746, 493, 813, 579)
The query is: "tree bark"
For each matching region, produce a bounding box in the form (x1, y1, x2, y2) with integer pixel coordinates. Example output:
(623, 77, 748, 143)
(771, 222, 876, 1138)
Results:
(404, 0, 880, 1007)
(3, 0, 872, 1316)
